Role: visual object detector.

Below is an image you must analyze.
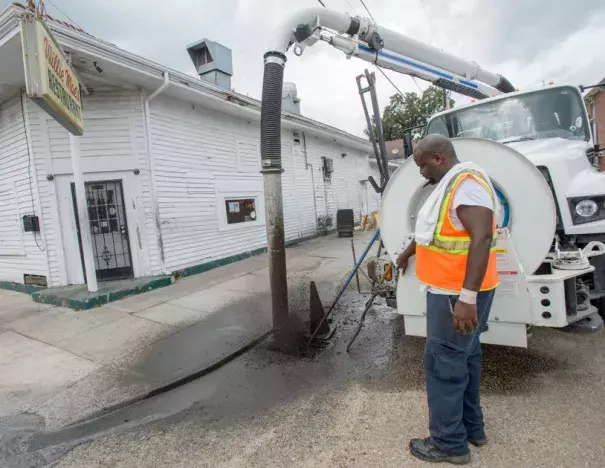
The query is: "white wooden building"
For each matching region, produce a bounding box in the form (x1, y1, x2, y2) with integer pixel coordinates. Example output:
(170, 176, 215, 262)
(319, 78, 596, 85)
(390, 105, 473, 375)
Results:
(0, 4, 380, 288)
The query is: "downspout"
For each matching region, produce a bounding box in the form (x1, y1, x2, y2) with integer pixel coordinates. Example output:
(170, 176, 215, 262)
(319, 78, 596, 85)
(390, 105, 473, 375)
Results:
(143, 71, 169, 274)
(302, 132, 319, 235)
(20, 91, 51, 284)
(291, 142, 303, 240)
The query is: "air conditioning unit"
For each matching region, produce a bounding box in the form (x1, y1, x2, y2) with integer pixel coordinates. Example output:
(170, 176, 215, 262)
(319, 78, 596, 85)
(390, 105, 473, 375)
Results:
(337, 209, 354, 238)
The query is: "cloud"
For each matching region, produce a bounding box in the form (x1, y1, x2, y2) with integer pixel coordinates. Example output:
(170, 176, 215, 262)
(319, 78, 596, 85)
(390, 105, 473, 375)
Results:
(5, 0, 604, 137)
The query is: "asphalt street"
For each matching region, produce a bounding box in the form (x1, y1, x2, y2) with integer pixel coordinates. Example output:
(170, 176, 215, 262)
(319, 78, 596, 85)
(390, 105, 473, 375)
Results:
(33, 293, 605, 468)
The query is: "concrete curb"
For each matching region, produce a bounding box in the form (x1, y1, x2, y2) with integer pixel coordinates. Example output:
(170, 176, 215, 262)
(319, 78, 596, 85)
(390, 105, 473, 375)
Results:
(0, 281, 46, 295)
(30, 275, 174, 310)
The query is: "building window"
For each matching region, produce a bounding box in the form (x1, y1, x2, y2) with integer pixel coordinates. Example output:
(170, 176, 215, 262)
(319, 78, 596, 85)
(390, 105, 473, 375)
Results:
(225, 198, 257, 224)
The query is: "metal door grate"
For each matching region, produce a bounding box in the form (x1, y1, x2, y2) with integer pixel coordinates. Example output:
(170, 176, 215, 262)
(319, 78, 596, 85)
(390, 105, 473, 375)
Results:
(72, 180, 134, 281)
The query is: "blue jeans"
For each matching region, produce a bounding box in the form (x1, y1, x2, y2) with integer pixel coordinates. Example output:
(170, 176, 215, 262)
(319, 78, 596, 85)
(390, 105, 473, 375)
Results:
(425, 290, 496, 455)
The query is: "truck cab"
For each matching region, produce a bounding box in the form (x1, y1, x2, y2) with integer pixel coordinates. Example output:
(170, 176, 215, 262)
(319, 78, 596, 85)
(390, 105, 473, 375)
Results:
(424, 85, 605, 318)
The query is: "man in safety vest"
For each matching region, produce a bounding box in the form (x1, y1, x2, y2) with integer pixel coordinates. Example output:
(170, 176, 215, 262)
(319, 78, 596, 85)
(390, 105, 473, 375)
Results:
(397, 135, 499, 465)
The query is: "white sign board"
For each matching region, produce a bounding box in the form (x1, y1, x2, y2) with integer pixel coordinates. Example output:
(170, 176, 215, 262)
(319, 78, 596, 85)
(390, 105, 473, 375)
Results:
(21, 14, 84, 135)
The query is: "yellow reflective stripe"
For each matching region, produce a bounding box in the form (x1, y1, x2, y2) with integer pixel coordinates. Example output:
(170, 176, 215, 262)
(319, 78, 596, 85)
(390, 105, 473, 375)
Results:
(448, 172, 495, 217)
(435, 191, 453, 235)
(423, 244, 469, 255)
(422, 244, 499, 255)
(433, 170, 496, 237)
(434, 232, 496, 242)
(434, 171, 470, 234)
(432, 237, 498, 250)
(472, 175, 494, 200)
(432, 238, 471, 251)
(436, 172, 477, 234)
(434, 233, 471, 241)
(430, 170, 497, 244)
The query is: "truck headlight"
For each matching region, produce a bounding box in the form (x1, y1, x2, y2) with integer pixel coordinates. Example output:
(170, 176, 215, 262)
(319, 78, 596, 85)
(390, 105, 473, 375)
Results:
(575, 200, 598, 217)
(568, 196, 605, 224)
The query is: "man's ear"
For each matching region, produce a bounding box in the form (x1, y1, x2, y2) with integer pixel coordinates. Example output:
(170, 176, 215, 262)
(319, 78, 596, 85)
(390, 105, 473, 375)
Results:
(433, 153, 444, 164)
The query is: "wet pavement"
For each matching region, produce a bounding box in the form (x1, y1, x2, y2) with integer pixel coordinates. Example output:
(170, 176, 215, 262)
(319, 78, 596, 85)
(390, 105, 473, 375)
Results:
(2, 289, 605, 467)
(1, 232, 378, 434)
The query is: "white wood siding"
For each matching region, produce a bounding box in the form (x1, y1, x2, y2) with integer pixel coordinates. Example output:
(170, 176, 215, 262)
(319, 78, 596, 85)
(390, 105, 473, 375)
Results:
(28, 90, 155, 285)
(150, 96, 267, 272)
(305, 135, 370, 226)
(149, 96, 371, 272)
(0, 96, 49, 283)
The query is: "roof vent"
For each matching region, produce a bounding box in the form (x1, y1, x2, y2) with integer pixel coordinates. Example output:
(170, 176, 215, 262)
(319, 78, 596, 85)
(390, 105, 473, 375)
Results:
(186, 39, 233, 90)
(282, 82, 301, 114)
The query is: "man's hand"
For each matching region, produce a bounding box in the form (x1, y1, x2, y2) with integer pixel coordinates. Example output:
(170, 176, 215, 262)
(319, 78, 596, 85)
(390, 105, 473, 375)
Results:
(397, 240, 416, 275)
(453, 301, 478, 333)
(396, 253, 409, 274)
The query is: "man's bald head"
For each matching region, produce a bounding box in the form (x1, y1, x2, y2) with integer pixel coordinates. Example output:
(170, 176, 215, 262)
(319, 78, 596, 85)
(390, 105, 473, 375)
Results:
(415, 135, 457, 162)
(413, 135, 460, 184)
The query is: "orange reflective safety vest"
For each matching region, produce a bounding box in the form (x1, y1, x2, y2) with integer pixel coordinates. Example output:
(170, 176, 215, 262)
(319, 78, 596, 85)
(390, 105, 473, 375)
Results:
(415, 170, 499, 293)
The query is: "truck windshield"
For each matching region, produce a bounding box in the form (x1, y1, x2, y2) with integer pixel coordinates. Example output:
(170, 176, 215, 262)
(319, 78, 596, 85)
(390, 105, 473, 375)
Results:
(426, 87, 589, 143)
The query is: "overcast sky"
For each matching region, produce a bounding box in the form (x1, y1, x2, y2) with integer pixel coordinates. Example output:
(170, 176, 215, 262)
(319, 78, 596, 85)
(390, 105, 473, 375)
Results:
(6, 0, 605, 137)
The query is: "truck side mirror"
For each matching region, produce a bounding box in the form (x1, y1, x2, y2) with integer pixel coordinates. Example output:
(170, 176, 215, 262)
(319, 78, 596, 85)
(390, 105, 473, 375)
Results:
(403, 133, 414, 159)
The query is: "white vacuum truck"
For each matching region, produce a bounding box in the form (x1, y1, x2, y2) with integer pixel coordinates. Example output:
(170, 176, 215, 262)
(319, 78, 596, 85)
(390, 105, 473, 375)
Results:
(261, 7, 605, 347)
(388, 87, 605, 347)
(380, 136, 605, 347)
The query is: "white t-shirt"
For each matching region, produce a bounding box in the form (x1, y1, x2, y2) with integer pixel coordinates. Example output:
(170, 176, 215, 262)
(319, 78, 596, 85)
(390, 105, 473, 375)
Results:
(428, 178, 494, 295)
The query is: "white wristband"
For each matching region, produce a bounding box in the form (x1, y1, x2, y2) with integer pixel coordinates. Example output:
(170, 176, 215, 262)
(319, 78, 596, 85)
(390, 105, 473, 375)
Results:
(459, 288, 478, 305)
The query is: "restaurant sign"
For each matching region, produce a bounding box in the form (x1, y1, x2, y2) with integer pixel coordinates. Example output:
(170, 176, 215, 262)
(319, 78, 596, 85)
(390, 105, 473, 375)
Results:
(21, 14, 83, 135)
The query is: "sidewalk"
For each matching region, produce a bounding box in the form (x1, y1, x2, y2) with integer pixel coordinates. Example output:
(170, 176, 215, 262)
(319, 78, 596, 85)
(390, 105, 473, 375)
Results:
(0, 231, 377, 431)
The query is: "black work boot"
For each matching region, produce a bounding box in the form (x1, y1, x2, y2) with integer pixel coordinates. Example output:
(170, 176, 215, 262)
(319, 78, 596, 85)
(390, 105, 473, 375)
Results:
(468, 436, 488, 447)
(409, 438, 471, 465)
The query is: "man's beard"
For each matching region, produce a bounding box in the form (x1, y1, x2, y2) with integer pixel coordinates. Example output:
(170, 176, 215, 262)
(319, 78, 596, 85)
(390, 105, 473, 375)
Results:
(423, 178, 437, 187)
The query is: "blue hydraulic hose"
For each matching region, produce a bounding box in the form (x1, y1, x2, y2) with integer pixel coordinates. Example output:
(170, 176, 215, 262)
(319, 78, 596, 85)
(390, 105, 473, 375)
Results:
(308, 228, 381, 343)
(495, 187, 510, 228)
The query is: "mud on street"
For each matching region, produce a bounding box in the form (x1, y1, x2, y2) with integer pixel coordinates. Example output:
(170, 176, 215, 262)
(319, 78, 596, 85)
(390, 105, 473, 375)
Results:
(5, 289, 600, 468)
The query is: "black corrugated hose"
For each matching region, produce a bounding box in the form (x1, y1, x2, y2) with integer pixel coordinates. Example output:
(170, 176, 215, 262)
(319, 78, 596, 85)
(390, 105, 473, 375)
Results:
(260, 52, 287, 169)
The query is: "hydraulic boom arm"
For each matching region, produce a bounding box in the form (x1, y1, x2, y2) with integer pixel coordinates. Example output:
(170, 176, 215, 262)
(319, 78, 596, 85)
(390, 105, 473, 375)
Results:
(268, 7, 514, 100)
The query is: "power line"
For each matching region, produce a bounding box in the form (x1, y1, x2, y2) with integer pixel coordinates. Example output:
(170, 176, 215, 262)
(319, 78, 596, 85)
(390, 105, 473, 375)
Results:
(319, 0, 422, 100)
(376, 65, 406, 97)
(411, 76, 424, 94)
(344, 0, 359, 14)
(345, 0, 358, 15)
(46, 0, 84, 30)
(358, 0, 375, 20)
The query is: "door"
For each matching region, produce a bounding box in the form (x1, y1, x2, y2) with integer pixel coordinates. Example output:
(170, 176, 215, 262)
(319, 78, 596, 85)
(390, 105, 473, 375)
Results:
(71, 180, 134, 282)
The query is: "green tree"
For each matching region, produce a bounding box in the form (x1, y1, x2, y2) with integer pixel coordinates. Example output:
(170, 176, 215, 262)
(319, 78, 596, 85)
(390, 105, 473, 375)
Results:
(366, 86, 454, 141)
